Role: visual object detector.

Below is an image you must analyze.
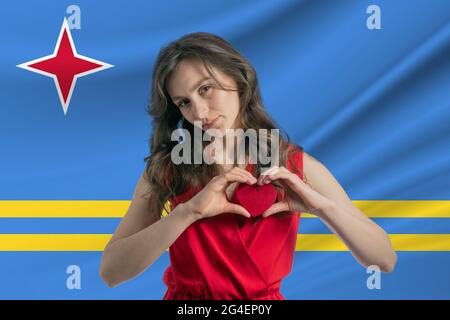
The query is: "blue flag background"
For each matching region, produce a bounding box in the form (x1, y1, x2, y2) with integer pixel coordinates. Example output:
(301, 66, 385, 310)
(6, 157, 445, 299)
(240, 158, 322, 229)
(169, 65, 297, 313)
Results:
(0, 0, 449, 299)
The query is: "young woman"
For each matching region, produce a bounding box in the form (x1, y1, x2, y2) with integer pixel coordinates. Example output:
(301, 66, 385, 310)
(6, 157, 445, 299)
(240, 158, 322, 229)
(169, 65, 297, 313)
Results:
(99, 32, 397, 300)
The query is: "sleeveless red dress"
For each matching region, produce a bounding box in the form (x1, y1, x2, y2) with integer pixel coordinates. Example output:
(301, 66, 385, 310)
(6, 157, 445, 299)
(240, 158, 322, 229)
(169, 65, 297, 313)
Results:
(162, 145, 304, 300)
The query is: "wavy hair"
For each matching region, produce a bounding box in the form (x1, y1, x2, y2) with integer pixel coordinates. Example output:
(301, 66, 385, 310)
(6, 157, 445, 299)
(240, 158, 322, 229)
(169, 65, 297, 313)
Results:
(143, 32, 300, 220)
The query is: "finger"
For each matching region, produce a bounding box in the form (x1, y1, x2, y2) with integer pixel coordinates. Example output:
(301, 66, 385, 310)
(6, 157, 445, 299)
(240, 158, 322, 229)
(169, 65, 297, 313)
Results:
(237, 171, 257, 184)
(225, 172, 256, 184)
(211, 174, 238, 192)
(266, 171, 301, 191)
(218, 172, 248, 183)
(224, 167, 255, 183)
(257, 166, 279, 185)
(230, 167, 257, 182)
(257, 175, 264, 185)
(277, 167, 309, 186)
(223, 202, 251, 218)
(262, 201, 290, 218)
(215, 173, 254, 192)
(260, 166, 279, 176)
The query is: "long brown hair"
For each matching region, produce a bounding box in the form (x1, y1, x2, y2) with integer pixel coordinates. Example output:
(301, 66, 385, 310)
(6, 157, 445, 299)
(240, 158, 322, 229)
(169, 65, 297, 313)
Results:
(143, 32, 300, 220)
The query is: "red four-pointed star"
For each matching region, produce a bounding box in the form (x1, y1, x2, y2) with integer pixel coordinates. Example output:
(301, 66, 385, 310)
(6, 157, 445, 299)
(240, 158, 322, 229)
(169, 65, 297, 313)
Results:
(17, 18, 113, 115)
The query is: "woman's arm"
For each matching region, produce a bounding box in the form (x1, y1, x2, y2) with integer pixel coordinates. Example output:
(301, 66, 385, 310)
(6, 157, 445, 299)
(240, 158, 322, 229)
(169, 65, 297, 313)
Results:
(302, 151, 397, 272)
(318, 202, 397, 272)
(99, 165, 253, 288)
(99, 172, 197, 288)
(260, 150, 397, 272)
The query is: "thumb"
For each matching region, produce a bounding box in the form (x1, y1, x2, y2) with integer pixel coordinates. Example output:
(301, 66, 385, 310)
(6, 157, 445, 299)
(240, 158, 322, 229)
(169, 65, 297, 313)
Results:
(223, 202, 251, 218)
(262, 201, 290, 218)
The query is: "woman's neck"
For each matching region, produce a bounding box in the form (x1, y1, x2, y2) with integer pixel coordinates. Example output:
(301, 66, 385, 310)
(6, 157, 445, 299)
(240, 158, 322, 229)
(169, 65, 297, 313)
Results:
(209, 131, 251, 174)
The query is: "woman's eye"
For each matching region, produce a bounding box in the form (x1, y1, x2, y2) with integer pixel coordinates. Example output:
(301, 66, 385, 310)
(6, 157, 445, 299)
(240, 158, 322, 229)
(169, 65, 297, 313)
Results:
(176, 86, 211, 108)
(178, 100, 189, 108)
(199, 85, 211, 95)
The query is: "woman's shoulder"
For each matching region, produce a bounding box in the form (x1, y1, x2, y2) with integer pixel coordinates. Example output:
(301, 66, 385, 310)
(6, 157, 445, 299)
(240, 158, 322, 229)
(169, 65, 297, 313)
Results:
(293, 146, 331, 189)
(163, 183, 201, 217)
(286, 143, 304, 178)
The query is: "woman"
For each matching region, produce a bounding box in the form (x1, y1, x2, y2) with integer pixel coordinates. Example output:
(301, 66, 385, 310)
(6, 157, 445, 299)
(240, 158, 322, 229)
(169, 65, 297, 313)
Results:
(99, 32, 397, 299)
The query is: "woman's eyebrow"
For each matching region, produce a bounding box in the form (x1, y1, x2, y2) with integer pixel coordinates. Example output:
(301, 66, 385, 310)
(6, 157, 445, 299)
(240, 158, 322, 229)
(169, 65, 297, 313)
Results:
(172, 76, 211, 101)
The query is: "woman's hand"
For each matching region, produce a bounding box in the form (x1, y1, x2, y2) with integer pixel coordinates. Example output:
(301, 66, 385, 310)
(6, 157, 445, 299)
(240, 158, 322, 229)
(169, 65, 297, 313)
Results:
(185, 167, 256, 220)
(257, 166, 335, 218)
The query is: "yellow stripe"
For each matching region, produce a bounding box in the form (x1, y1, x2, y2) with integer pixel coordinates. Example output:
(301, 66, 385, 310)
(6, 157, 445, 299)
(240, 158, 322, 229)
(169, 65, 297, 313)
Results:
(0, 201, 130, 218)
(301, 200, 450, 218)
(0, 234, 112, 251)
(1, 200, 450, 218)
(296, 234, 450, 251)
(0, 234, 449, 251)
(162, 201, 171, 218)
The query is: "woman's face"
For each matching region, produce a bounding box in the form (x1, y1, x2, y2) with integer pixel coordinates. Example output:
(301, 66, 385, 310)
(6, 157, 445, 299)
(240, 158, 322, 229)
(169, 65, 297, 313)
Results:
(167, 58, 241, 135)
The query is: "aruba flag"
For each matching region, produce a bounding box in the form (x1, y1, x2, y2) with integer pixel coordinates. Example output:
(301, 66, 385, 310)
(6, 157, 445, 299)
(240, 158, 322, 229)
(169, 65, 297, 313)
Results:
(0, 0, 449, 299)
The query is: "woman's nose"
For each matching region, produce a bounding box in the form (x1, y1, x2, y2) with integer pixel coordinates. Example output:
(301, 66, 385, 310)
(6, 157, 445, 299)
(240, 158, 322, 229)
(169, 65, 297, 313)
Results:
(190, 100, 209, 121)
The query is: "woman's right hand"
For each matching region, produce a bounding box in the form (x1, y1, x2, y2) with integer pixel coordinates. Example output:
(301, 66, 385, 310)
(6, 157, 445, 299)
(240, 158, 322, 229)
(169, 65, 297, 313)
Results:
(185, 167, 257, 221)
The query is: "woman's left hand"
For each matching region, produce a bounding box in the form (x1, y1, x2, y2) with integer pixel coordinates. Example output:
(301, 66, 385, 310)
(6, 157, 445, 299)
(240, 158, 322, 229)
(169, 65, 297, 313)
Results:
(257, 166, 335, 218)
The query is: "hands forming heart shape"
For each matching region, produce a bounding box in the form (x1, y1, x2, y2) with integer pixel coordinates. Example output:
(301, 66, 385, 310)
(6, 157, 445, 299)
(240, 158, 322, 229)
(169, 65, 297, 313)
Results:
(231, 165, 334, 219)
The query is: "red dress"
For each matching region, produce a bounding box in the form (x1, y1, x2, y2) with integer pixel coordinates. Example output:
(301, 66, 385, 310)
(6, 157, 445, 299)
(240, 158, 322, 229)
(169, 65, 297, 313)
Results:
(162, 145, 304, 300)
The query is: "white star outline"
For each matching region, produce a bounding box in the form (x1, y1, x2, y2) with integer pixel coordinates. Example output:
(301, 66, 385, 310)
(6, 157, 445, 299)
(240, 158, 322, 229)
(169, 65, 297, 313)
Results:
(16, 17, 114, 115)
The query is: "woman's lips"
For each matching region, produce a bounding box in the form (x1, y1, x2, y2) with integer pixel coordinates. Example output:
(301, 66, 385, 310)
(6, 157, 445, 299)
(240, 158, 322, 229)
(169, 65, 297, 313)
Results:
(203, 116, 221, 130)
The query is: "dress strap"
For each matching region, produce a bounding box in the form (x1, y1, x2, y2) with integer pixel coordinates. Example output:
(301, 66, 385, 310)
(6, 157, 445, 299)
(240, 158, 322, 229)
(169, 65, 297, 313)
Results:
(287, 144, 304, 181)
